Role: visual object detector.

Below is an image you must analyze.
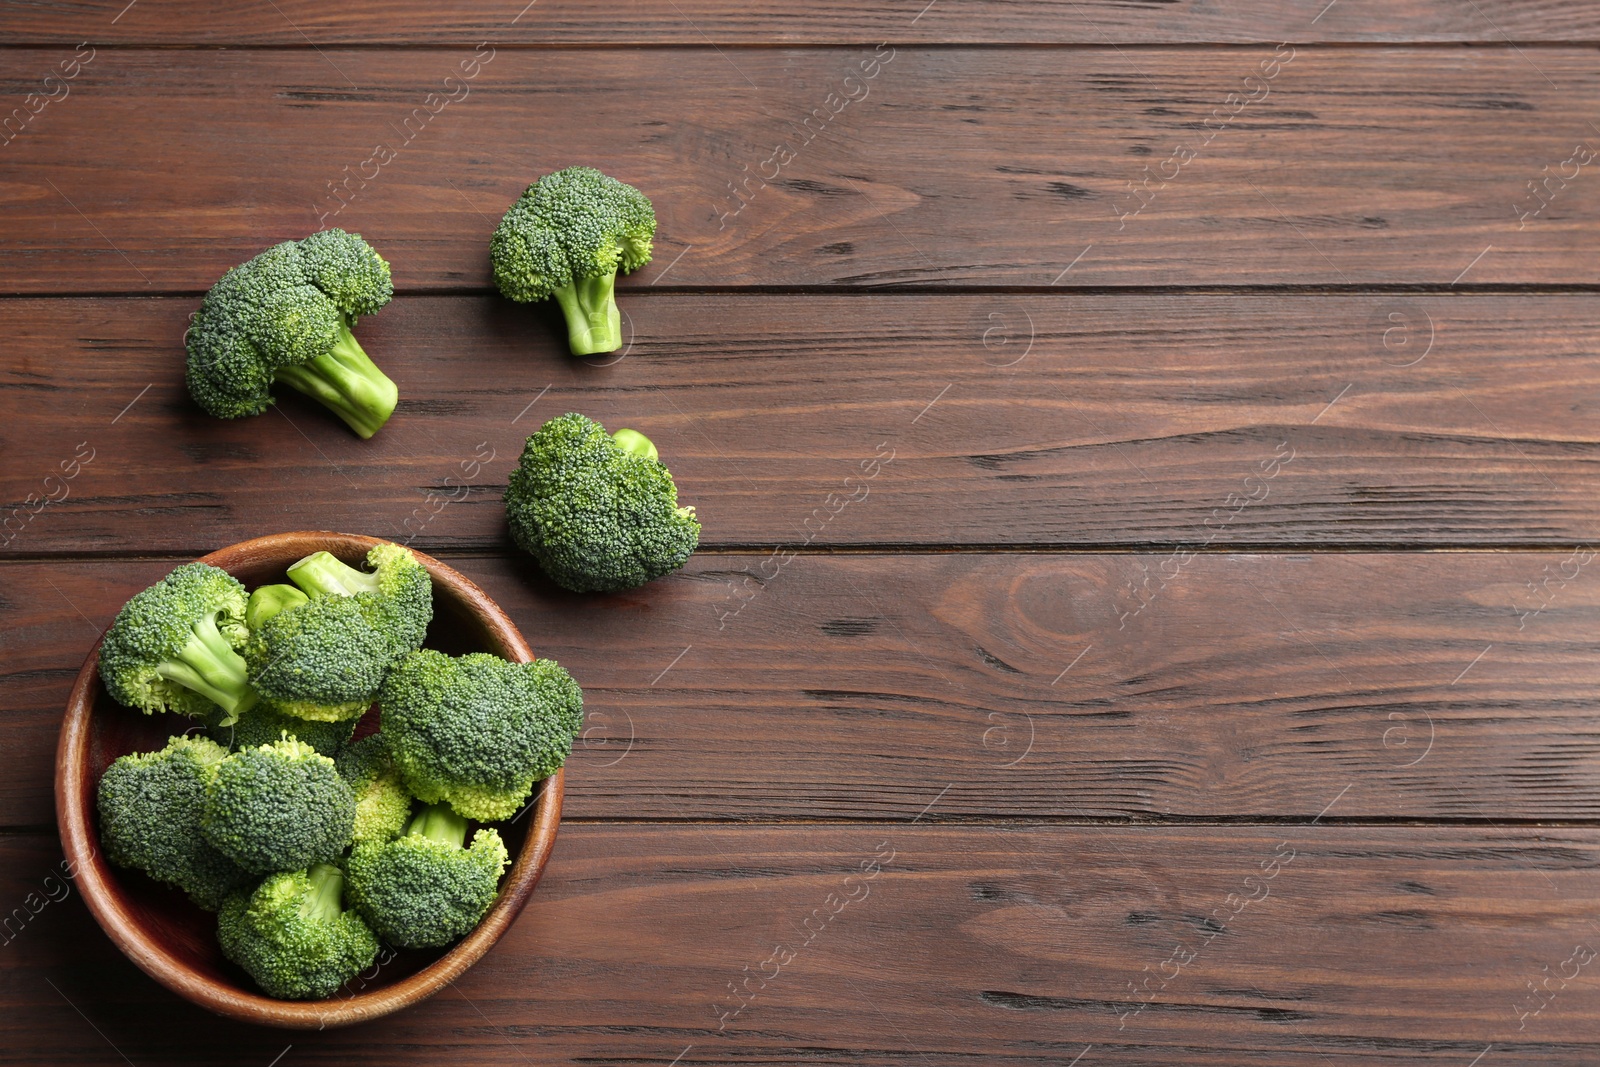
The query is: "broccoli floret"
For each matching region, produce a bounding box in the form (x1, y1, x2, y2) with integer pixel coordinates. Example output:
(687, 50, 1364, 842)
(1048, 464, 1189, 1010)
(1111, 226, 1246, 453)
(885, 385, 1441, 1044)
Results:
(98, 562, 257, 723)
(347, 803, 507, 948)
(490, 166, 656, 355)
(336, 735, 413, 845)
(96, 735, 253, 911)
(185, 229, 398, 439)
(217, 862, 378, 1000)
(379, 650, 583, 821)
(504, 412, 700, 593)
(203, 701, 359, 756)
(287, 543, 433, 653)
(243, 592, 396, 723)
(202, 737, 356, 874)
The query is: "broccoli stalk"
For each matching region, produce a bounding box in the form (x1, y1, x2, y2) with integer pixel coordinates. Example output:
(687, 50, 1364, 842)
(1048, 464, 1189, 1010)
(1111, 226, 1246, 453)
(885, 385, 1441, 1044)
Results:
(287, 550, 386, 599)
(551, 273, 621, 355)
(156, 612, 257, 719)
(271, 320, 398, 441)
(408, 802, 466, 847)
(611, 427, 657, 461)
(245, 583, 309, 632)
(301, 861, 347, 923)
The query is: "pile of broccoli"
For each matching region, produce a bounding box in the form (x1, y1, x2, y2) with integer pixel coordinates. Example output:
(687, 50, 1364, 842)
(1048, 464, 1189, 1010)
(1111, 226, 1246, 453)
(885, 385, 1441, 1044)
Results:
(116, 165, 707, 999)
(95, 543, 583, 1000)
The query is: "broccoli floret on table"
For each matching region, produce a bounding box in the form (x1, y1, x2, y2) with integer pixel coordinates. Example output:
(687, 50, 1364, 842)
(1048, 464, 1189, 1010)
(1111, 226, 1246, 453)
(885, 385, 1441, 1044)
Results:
(490, 166, 656, 355)
(379, 649, 582, 822)
(347, 803, 508, 948)
(96, 735, 252, 911)
(505, 412, 699, 593)
(202, 737, 356, 874)
(336, 734, 414, 846)
(98, 562, 256, 723)
(185, 229, 398, 439)
(217, 862, 378, 1000)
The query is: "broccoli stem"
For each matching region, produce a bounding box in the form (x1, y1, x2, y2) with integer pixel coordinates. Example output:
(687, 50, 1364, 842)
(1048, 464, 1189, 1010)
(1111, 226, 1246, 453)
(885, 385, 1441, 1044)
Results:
(407, 803, 468, 849)
(154, 611, 257, 722)
(272, 322, 399, 439)
(286, 551, 380, 599)
(611, 428, 658, 462)
(551, 272, 622, 355)
(301, 862, 347, 923)
(245, 584, 310, 631)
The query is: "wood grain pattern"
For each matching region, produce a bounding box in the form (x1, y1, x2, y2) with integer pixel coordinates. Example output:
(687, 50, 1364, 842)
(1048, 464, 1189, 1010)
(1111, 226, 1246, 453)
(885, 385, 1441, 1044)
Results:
(5, 0, 1600, 44)
(4, 294, 1599, 555)
(6, 550, 1599, 827)
(4, 48, 1600, 292)
(5, 825, 1600, 1064)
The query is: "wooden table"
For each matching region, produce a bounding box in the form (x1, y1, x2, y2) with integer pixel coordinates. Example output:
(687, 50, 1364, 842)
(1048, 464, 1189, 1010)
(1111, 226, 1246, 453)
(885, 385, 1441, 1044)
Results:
(4, 3, 1600, 1063)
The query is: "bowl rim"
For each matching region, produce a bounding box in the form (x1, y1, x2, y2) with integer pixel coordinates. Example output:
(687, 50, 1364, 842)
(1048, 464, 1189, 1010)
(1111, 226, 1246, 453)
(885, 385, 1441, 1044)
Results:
(54, 531, 565, 1030)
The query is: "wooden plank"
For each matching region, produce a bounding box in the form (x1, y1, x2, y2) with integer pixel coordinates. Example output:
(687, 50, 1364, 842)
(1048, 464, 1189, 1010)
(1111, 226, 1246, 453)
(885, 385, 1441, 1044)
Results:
(4, 824, 1600, 1063)
(5, 48, 1600, 291)
(5, 551, 1599, 827)
(4, 0, 1599, 44)
(2, 294, 1598, 555)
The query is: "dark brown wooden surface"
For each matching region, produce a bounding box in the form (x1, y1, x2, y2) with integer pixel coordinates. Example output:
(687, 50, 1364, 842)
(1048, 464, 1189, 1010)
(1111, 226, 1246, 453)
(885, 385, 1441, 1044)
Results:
(6, 48, 1600, 291)
(7, 826, 1600, 1065)
(5, 551, 1600, 829)
(8, 1, 1600, 44)
(5, 2, 1600, 1062)
(5, 294, 1600, 553)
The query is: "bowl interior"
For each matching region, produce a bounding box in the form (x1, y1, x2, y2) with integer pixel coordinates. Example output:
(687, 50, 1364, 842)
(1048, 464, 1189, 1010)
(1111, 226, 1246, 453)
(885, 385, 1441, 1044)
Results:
(57, 532, 563, 1029)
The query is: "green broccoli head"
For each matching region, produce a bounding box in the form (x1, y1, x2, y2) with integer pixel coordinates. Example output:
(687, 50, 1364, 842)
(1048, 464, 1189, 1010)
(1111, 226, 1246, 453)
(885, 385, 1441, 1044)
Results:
(336, 734, 414, 846)
(202, 737, 356, 874)
(98, 562, 257, 722)
(185, 229, 398, 439)
(203, 700, 359, 756)
(505, 412, 700, 593)
(243, 592, 397, 723)
(287, 543, 433, 653)
(217, 862, 378, 1000)
(346, 803, 507, 948)
(489, 166, 656, 355)
(96, 735, 253, 911)
(379, 650, 583, 821)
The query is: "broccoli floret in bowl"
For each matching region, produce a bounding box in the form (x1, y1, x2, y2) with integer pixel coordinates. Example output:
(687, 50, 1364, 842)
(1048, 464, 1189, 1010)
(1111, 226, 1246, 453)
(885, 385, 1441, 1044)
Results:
(202, 737, 356, 874)
(217, 862, 378, 1001)
(98, 562, 257, 723)
(380, 649, 582, 822)
(347, 803, 508, 949)
(97, 735, 254, 911)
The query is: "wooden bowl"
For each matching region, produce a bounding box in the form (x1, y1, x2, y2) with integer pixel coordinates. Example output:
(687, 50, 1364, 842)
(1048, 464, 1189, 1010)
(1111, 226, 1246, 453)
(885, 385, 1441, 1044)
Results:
(55, 532, 565, 1029)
